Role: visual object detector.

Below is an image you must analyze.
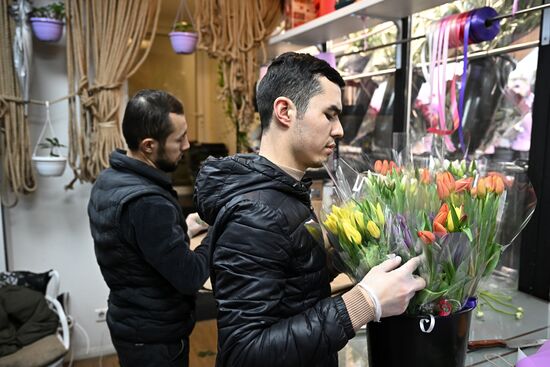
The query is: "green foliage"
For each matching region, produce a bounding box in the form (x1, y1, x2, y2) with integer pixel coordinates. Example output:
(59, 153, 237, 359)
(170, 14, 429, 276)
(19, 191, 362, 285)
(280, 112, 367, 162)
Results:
(38, 137, 66, 157)
(174, 21, 194, 33)
(31, 1, 65, 20)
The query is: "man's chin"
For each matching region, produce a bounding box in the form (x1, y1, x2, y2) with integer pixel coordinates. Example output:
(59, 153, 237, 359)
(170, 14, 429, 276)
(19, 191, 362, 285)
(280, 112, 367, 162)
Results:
(156, 160, 179, 173)
(308, 159, 325, 169)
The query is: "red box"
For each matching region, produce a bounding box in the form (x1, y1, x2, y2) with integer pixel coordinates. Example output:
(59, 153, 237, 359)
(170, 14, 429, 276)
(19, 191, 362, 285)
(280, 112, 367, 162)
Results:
(315, 0, 336, 17)
(285, 0, 317, 29)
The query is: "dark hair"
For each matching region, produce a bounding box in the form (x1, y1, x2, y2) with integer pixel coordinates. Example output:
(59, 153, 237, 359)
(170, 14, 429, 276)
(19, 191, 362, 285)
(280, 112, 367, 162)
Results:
(256, 52, 345, 133)
(122, 89, 184, 150)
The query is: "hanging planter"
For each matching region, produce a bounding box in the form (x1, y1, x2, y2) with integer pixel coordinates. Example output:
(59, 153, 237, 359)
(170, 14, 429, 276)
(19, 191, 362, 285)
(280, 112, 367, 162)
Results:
(169, 1, 197, 54)
(32, 102, 67, 177)
(169, 29, 198, 54)
(30, 2, 65, 42)
(33, 155, 67, 177)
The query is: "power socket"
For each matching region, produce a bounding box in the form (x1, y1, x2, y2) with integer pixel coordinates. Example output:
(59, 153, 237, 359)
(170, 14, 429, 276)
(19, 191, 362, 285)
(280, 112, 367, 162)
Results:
(94, 307, 108, 322)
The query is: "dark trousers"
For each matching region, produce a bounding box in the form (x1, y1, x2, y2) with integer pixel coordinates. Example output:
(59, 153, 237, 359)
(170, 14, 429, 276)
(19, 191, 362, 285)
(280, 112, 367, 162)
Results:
(112, 337, 189, 367)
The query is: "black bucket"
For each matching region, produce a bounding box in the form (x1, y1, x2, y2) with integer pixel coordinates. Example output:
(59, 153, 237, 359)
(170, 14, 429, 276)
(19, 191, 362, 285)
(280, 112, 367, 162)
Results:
(366, 307, 474, 367)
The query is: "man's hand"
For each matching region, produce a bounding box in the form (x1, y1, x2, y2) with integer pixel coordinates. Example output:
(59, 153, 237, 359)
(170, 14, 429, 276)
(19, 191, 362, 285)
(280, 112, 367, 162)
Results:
(186, 212, 208, 238)
(359, 256, 426, 318)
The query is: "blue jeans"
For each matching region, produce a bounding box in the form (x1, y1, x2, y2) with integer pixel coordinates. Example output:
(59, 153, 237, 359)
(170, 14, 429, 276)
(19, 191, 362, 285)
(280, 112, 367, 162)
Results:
(112, 337, 189, 367)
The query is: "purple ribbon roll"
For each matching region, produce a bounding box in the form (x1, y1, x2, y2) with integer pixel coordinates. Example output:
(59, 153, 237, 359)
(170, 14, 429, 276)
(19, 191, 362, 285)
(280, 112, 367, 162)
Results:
(469, 7, 500, 44)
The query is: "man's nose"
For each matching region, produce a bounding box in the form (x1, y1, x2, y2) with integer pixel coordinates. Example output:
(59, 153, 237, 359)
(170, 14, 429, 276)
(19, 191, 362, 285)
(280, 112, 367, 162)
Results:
(332, 119, 344, 139)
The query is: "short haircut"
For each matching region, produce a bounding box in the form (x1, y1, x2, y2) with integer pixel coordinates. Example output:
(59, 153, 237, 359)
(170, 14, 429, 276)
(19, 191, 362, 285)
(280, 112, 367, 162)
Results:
(122, 89, 184, 151)
(256, 52, 345, 133)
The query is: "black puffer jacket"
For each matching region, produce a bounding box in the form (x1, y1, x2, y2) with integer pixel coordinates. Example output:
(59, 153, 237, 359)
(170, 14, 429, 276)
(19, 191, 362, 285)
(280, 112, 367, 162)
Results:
(194, 154, 354, 367)
(88, 150, 210, 344)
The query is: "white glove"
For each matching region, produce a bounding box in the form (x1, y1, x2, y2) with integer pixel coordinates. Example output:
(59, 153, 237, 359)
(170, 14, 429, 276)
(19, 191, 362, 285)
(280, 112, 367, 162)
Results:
(185, 212, 208, 238)
(358, 256, 426, 320)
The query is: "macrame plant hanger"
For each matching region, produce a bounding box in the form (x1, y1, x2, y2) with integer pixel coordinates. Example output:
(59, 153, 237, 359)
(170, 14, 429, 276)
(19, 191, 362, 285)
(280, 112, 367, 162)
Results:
(169, 0, 198, 54)
(31, 101, 67, 177)
(173, 0, 195, 32)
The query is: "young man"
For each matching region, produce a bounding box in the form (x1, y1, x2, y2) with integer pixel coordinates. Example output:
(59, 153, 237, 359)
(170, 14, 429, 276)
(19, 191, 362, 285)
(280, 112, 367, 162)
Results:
(88, 89, 209, 367)
(194, 52, 426, 367)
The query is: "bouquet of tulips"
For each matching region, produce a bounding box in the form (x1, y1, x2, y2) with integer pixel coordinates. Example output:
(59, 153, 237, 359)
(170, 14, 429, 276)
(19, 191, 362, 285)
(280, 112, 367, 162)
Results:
(309, 156, 536, 316)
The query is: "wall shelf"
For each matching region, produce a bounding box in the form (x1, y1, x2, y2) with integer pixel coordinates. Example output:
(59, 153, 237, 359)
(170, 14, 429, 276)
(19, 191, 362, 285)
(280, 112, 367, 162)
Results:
(268, 0, 450, 46)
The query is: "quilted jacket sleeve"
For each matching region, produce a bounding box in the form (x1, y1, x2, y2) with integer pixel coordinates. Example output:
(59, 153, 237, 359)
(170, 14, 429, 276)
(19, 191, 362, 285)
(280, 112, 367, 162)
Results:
(213, 201, 355, 367)
(124, 195, 210, 295)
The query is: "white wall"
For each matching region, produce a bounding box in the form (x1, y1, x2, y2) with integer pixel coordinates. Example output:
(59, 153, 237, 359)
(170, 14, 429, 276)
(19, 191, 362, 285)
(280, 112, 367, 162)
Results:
(3, 27, 114, 359)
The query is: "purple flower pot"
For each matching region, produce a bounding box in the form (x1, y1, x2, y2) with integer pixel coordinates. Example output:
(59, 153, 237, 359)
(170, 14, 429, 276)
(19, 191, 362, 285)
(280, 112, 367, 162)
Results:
(169, 32, 198, 54)
(30, 18, 64, 42)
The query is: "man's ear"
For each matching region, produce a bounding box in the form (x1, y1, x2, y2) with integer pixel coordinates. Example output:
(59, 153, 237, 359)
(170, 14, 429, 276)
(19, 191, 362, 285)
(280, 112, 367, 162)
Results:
(139, 138, 156, 155)
(273, 97, 296, 128)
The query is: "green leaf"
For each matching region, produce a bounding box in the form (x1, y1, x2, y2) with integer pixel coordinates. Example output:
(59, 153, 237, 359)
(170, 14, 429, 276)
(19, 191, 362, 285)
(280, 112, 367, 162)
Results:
(483, 244, 502, 277)
(462, 227, 473, 242)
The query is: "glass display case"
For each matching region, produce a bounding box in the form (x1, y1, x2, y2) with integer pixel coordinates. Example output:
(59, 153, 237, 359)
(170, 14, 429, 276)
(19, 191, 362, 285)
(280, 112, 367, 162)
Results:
(268, 0, 550, 301)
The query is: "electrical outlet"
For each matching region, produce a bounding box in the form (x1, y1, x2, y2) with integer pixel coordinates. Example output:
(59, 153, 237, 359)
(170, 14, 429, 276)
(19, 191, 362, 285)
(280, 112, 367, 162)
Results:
(95, 307, 108, 322)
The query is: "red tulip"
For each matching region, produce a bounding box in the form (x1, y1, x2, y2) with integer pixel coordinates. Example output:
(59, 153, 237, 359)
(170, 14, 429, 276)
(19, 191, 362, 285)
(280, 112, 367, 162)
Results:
(438, 299, 452, 316)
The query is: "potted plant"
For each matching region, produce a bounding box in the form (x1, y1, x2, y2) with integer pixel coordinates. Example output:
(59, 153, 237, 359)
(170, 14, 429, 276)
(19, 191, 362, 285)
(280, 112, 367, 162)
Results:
(169, 21, 198, 54)
(32, 137, 67, 177)
(30, 2, 65, 42)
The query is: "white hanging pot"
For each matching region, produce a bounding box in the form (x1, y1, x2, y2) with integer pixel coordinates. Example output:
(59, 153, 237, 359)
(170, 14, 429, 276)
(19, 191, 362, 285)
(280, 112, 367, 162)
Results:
(32, 155, 67, 177)
(32, 101, 68, 177)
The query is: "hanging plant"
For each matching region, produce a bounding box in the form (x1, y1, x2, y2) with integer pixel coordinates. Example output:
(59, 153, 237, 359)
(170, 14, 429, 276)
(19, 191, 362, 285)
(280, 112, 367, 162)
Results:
(169, 1, 197, 54)
(31, 103, 67, 177)
(30, 1, 65, 42)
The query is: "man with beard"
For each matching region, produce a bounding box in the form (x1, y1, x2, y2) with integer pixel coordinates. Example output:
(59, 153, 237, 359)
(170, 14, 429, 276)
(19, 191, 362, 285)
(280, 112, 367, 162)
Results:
(88, 89, 209, 367)
(194, 53, 425, 367)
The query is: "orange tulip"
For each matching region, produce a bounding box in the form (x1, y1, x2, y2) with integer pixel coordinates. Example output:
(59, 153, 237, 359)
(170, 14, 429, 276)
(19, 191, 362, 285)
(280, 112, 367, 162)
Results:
(437, 181, 450, 200)
(418, 230, 435, 244)
(455, 177, 473, 193)
(374, 160, 382, 173)
(488, 171, 510, 187)
(433, 203, 449, 226)
(381, 160, 389, 175)
(476, 177, 487, 198)
(491, 175, 505, 194)
(420, 168, 431, 184)
(440, 172, 456, 192)
(436, 172, 455, 200)
(433, 222, 448, 235)
(485, 176, 495, 193)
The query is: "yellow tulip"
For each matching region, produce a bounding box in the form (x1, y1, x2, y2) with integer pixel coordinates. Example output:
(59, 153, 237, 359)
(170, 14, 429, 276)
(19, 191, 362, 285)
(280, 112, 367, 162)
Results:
(366, 220, 381, 239)
(446, 206, 462, 232)
(342, 221, 362, 245)
(331, 205, 342, 217)
(323, 215, 338, 234)
(353, 211, 365, 231)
